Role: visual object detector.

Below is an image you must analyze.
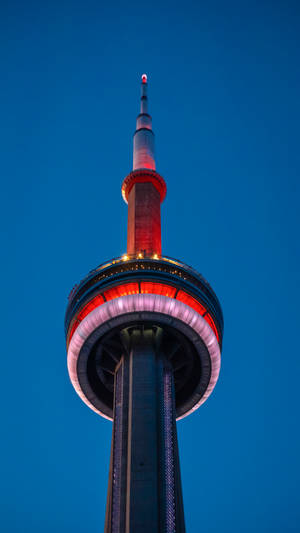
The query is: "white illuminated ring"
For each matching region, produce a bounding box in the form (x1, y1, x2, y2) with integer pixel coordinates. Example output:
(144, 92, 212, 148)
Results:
(67, 294, 221, 420)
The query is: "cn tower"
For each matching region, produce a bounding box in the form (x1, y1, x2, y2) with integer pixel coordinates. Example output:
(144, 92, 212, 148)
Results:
(65, 74, 223, 532)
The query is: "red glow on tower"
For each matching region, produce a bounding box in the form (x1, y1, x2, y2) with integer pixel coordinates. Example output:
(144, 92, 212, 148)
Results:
(122, 75, 166, 256)
(67, 281, 220, 345)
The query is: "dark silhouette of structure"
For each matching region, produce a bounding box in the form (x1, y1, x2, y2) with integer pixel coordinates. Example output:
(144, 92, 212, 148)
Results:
(65, 75, 223, 532)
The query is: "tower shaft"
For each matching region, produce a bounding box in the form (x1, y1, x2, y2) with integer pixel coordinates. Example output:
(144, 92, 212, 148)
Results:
(127, 181, 162, 256)
(133, 75, 155, 171)
(104, 328, 185, 533)
(122, 75, 166, 257)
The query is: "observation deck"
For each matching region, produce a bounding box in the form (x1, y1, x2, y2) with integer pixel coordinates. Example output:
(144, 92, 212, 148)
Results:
(65, 255, 223, 420)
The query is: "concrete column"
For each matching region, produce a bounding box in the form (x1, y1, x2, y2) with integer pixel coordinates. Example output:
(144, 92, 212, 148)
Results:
(127, 182, 162, 257)
(104, 327, 185, 533)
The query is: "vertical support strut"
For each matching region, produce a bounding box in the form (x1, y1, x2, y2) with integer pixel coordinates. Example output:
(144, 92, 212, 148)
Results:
(104, 327, 185, 533)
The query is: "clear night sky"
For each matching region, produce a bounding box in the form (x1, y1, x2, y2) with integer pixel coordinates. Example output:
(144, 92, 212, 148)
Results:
(2, 1, 300, 532)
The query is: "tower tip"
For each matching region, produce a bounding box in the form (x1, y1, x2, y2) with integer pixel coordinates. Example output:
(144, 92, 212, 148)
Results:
(141, 73, 148, 84)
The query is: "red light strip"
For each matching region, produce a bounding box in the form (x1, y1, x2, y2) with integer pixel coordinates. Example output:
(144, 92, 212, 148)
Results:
(141, 282, 177, 298)
(77, 294, 105, 321)
(104, 283, 139, 301)
(176, 290, 206, 315)
(202, 312, 219, 341)
(68, 282, 219, 344)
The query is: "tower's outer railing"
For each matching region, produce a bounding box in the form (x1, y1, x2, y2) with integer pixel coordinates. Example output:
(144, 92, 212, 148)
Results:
(65, 255, 223, 344)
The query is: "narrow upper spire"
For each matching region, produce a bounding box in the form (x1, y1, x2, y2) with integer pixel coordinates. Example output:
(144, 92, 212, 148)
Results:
(122, 75, 167, 256)
(133, 74, 156, 171)
(140, 74, 148, 114)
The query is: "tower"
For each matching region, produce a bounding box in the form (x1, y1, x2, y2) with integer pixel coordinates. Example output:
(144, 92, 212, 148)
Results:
(65, 75, 223, 532)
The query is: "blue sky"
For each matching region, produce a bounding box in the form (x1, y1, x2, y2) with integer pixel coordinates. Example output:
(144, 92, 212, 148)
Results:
(1, 1, 300, 531)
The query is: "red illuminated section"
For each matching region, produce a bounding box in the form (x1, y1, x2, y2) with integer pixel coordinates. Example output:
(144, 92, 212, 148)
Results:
(68, 283, 220, 345)
(122, 170, 166, 257)
(122, 170, 166, 204)
(127, 182, 162, 256)
(140, 282, 176, 298)
(176, 291, 206, 315)
(104, 283, 139, 301)
(68, 294, 105, 341)
(202, 313, 219, 340)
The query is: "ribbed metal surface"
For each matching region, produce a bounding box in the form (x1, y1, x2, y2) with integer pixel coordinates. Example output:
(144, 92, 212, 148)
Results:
(111, 363, 123, 533)
(164, 367, 176, 532)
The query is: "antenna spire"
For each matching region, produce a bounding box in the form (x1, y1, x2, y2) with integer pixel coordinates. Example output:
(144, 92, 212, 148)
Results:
(133, 74, 155, 170)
